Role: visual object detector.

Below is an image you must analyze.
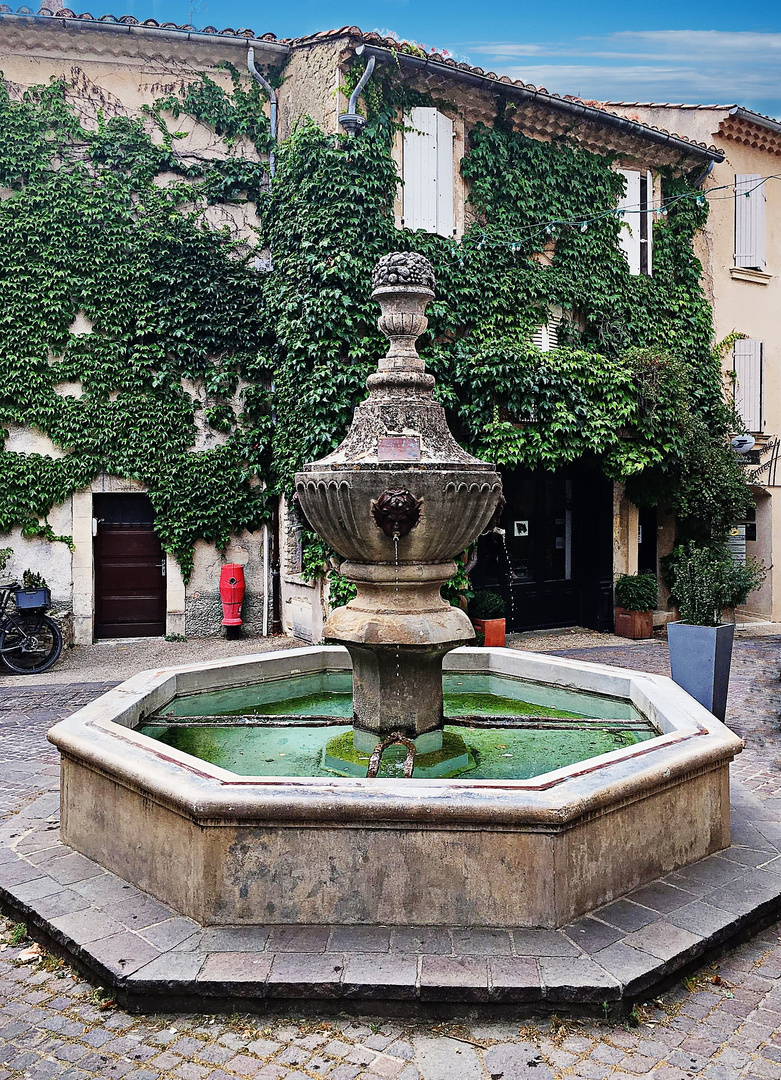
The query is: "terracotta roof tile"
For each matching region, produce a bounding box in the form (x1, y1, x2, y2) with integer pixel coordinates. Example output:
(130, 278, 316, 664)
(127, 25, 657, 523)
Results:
(0, 5, 280, 39)
(0, 10, 725, 158)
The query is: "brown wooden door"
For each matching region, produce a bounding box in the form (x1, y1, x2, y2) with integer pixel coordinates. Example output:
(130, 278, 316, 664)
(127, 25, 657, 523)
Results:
(93, 495, 166, 638)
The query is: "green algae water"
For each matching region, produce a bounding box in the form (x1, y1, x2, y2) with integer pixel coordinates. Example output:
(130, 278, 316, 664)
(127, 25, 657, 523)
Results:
(139, 668, 656, 781)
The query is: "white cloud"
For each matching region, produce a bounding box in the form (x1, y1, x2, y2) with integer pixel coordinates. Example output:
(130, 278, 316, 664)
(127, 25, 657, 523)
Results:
(446, 30, 781, 115)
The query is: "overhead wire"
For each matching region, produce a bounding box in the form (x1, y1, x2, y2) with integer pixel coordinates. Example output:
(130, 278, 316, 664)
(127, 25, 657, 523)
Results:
(457, 173, 781, 253)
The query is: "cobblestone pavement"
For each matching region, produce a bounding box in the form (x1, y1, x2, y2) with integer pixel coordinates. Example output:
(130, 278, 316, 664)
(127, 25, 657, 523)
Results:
(2, 636, 781, 1079)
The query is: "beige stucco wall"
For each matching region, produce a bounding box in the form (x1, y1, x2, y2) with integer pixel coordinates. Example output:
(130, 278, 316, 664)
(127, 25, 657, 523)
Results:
(607, 105, 781, 620)
(0, 24, 279, 640)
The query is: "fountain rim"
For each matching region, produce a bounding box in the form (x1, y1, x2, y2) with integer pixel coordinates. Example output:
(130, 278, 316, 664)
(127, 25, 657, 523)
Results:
(47, 645, 743, 829)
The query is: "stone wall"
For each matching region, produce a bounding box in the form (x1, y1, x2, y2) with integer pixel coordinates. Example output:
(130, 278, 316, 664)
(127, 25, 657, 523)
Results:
(186, 530, 268, 637)
(0, 22, 278, 641)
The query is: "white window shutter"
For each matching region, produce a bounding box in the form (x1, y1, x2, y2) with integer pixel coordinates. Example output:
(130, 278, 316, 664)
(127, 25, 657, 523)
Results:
(531, 306, 562, 352)
(403, 108, 437, 232)
(645, 170, 653, 277)
(616, 169, 641, 275)
(435, 110, 454, 237)
(734, 339, 763, 432)
(402, 107, 454, 237)
(735, 175, 766, 271)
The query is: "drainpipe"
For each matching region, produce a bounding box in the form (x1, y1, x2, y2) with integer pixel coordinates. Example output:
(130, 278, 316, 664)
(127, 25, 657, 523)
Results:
(247, 45, 277, 177)
(271, 499, 283, 634)
(338, 45, 376, 136)
(262, 522, 270, 636)
(693, 160, 715, 189)
(247, 46, 279, 623)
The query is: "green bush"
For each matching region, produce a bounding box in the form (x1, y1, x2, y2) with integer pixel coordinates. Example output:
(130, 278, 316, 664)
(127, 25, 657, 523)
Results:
(469, 590, 505, 620)
(614, 572, 658, 612)
(662, 542, 766, 626)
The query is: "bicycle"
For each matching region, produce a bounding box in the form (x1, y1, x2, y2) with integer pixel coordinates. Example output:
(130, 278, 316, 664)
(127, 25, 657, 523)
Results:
(0, 581, 63, 674)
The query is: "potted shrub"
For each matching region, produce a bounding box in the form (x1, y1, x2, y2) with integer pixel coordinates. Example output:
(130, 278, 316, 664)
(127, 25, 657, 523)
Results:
(614, 572, 658, 640)
(469, 589, 506, 647)
(664, 543, 766, 721)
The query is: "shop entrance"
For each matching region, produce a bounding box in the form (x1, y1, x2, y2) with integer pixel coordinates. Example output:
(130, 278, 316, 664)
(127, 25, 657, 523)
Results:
(471, 464, 614, 632)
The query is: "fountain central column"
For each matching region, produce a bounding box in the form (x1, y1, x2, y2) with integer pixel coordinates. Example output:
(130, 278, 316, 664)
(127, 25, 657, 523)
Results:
(296, 253, 502, 751)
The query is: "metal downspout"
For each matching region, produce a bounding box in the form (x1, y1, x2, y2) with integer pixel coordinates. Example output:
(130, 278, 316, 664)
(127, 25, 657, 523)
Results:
(693, 160, 715, 189)
(246, 46, 280, 632)
(247, 45, 277, 177)
(339, 45, 376, 135)
(270, 499, 283, 635)
(349, 46, 376, 114)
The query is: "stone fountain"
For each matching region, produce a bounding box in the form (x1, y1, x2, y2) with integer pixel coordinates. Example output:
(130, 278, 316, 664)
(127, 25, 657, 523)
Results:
(295, 252, 502, 758)
(47, 253, 742, 931)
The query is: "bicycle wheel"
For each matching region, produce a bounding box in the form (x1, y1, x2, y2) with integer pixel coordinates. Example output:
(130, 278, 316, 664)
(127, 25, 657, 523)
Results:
(0, 613, 63, 674)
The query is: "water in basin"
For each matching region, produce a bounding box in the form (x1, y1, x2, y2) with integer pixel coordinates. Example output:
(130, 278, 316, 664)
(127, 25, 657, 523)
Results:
(138, 669, 656, 780)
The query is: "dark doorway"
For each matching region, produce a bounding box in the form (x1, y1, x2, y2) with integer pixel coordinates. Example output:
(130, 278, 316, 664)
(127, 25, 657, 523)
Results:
(637, 506, 658, 575)
(471, 463, 614, 632)
(93, 494, 166, 638)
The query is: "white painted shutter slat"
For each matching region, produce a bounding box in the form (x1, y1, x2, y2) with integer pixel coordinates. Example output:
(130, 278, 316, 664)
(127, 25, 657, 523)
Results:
(435, 109, 455, 237)
(735, 174, 766, 271)
(616, 169, 641, 275)
(734, 339, 763, 432)
(403, 107, 438, 233)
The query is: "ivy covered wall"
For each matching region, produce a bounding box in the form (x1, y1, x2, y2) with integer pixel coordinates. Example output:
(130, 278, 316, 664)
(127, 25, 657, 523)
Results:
(0, 49, 750, 615)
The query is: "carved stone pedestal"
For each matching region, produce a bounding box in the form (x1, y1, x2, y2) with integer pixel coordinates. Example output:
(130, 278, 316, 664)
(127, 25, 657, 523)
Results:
(296, 252, 503, 743)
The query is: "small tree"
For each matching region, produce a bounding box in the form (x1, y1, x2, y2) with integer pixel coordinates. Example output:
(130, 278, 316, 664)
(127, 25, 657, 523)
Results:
(663, 542, 766, 626)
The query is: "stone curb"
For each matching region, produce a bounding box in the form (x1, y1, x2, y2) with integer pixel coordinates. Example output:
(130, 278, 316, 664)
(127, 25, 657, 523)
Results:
(3, 785, 781, 1016)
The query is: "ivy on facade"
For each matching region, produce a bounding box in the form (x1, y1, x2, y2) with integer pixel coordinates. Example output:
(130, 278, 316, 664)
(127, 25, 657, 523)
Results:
(0, 61, 751, 584)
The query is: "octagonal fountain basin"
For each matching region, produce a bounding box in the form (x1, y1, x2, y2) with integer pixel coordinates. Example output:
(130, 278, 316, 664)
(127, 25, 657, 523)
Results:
(48, 646, 742, 930)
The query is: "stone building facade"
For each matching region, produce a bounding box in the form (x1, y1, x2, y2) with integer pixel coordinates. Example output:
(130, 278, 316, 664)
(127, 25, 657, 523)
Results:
(605, 102, 781, 621)
(0, 12, 724, 642)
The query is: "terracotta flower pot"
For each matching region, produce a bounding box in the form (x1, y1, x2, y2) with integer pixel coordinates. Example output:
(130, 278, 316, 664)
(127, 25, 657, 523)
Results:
(472, 618, 506, 647)
(614, 607, 654, 640)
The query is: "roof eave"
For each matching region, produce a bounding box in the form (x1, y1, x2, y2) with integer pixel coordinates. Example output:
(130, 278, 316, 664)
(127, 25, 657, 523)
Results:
(729, 106, 781, 138)
(347, 41, 724, 164)
(0, 11, 291, 57)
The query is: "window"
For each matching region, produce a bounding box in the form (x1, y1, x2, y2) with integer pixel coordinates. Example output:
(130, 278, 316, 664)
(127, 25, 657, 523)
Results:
(401, 107, 454, 236)
(531, 306, 563, 351)
(616, 169, 653, 276)
(734, 339, 764, 433)
(735, 174, 766, 271)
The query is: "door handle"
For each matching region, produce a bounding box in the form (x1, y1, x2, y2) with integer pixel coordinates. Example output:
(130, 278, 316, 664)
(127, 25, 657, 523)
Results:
(156, 561, 166, 577)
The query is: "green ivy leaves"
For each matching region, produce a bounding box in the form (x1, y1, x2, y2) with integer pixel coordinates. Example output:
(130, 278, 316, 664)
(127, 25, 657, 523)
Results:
(0, 74, 272, 579)
(0, 60, 747, 586)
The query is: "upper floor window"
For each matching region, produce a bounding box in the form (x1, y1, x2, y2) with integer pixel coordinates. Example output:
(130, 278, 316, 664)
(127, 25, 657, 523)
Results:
(735, 175, 766, 272)
(733, 339, 764, 434)
(401, 107, 455, 237)
(616, 169, 653, 276)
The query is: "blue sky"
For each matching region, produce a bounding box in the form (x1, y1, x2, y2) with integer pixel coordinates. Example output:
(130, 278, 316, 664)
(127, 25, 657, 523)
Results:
(122, 0, 781, 118)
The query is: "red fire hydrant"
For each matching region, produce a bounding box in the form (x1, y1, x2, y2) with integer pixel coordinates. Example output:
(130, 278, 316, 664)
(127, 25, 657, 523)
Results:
(219, 563, 245, 639)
